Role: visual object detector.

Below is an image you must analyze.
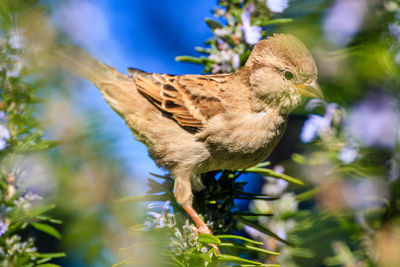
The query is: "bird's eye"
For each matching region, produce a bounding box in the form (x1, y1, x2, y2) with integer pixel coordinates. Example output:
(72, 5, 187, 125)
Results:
(284, 71, 294, 80)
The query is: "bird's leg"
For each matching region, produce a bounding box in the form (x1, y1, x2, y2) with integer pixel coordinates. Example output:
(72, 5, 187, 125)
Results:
(174, 175, 212, 234)
(174, 174, 220, 254)
(182, 203, 212, 234)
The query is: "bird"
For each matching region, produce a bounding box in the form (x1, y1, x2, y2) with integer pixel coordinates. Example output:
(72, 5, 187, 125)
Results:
(53, 33, 322, 235)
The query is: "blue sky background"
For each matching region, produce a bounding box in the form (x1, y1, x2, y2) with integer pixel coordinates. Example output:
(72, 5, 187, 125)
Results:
(50, 0, 255, 185)
(50, 0, 264, 197)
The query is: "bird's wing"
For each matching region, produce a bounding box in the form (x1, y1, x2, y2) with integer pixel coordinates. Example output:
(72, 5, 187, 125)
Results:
(128, 68, 228, 130)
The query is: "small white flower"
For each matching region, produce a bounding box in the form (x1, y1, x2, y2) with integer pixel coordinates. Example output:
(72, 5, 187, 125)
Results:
(231, 53, 240, 70)
(338, 146, 358, 164)
(143, 200, 172, 230)
(263, 165, 288, 196)
(244, 225, 265, 240)
(8, 29, 25, 50)
(305, 98, 326, 111)
(275, 193, 298, 215)
(200, 246, 208, 253)
(266, 0, 290, 13)
(300, 115, 325, 143)
(24, 191, 42, 201)
(209, 49, 241, 73)
(216, 40, 229, 50)
(7, 55, 24, 77)
(241, 8, 262, 45)
(213, 7, 226, 18)
(0, 220, 7, 236)
(0, 125, 10, 139)
(214, 28, 229, 37)
(0, 112, 10, 150)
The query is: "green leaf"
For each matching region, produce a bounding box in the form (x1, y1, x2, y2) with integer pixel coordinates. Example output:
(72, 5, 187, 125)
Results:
(295, 188, 321, 202)
(243, 167, 304, 185)
(189, 253, 213, 264)
(26, 204, 56, 218)
(37, 257, 52, 264)
(32, 223, 62, 240)
(219, 242, 280, 255)
(255, 161, 271, 168)
(216, 234, 264, 245)
(235, 216, 293, 246)
(36, 264, 62, 267)
(24, 140, 59, 152)
(36, 252, 66, 258)
(217, 254, 263, 265)
(194, 46, 212, 54)
(175, 56, 202, 64)
(260, 18, 293, 26)
(205, 18, 223, 29)
(170, 257, 185, 267)
(198, 233, 221, 244)
(36, 216, 63, 224)
(224, 34, 238, 46)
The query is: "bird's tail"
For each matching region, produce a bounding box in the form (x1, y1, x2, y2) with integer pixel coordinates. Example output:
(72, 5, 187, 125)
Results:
(49, 44, 151, 140)
(50, 45, 130, 87)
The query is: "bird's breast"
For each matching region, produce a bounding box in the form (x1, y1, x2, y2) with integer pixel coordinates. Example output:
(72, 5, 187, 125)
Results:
(198, 111, 287, 172)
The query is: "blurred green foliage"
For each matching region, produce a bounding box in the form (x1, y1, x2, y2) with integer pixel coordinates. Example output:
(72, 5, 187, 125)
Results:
(1, 0, 400, 266)
(0, 1, 65, 266)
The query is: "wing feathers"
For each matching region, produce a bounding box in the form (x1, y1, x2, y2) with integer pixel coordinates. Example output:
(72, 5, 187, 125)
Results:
(130, 71, 226, 130)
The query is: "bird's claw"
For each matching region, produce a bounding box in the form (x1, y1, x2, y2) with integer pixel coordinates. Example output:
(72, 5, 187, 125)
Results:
(191, 224, 212, 235)
(190, 224, 220, 255)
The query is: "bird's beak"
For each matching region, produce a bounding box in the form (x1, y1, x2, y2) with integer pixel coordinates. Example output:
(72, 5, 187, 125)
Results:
(295, 81, 324, 99)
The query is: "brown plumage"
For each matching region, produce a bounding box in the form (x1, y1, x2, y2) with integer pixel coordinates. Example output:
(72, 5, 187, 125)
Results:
(53, 33, 322, 234)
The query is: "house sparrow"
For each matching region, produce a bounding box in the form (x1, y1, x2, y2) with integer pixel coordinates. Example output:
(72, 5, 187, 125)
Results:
(54, 34, 322, 234)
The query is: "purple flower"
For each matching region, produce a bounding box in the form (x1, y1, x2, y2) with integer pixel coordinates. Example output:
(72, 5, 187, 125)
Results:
(0, 112, 10, 150)
(345, 94, 400, 148)
(241, 8, 262, 45)
(323, 0, 367, 46)
(338, 146, 358, 164)
(266, 0, 289, 13)
(389, 154, 400, 181)
(0, 219, 7, 236)
(342, 180, 387, 211)
(389, 23, 400, 43)
(143, 200, 174, 230)
(263, 165, 288, 196)
(209, 50, 240, 73)
(244, 225, 264, 240)
(231, 53, 240, 70)
(300, 102, 338, 143)
(305, 99, 326, 111)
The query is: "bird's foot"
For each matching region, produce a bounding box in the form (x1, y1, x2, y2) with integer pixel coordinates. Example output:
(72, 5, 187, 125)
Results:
(182, 204, 220, 254)
(194, 224, 213, 235)
(191, 224, 212, 235)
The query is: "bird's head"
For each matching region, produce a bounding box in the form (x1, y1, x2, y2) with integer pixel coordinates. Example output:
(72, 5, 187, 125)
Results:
(244, 34, 322, 113)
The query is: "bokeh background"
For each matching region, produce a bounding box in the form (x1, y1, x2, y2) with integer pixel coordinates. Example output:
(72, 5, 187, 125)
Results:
(1, 0, 400, 266)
